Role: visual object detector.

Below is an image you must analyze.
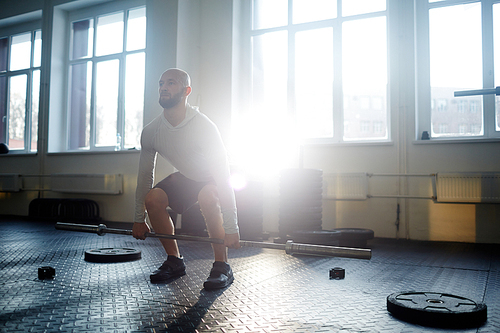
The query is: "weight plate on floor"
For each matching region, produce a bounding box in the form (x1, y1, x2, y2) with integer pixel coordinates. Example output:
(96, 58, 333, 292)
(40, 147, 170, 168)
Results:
(291, 230, 341, 245)
(84, 248, 142, 263)
(334, 228, 374, 240)
(387, 291, 487, 328)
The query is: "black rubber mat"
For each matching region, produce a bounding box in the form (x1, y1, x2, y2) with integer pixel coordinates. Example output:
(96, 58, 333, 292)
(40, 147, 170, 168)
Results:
(0, 216, 499, 332)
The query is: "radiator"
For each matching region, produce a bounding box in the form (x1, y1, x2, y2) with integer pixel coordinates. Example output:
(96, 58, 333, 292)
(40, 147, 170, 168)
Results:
(435, 172, 500, 203)
(0, 174, 21, 192)
(0, 173, 123, 194)
(50, 174, 123, 194)
(323, 173, 368, 200)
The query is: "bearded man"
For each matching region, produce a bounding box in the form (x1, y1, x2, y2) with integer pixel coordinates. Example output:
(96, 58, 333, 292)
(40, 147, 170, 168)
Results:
(133, 68, 240, 290)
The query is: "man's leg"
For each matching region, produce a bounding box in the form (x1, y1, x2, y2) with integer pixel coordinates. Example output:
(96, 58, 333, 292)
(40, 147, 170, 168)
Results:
(198, 184, 226, 261)
(145, 188, 186, 283)
(145, 188, 180, 257)
(198, 184, 234, 289)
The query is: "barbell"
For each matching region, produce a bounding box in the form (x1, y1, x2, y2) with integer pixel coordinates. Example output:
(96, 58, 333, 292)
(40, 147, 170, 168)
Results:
(55, 222, 372, 260)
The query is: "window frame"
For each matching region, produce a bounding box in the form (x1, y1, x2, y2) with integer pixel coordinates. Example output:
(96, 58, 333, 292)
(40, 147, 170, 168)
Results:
(64, 0, 146, 152)
(415, 0, 500, 142)
(0, 20, 42, 154)
(245, 0, 391, 145)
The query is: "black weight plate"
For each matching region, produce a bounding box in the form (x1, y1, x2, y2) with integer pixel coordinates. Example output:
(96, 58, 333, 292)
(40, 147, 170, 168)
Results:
(280, 193, 323, 202)
(279, 213, 323, 220)
(281, 183, 323, 191)
(280, 168, 323, 177)
(280, 179, 323, 188)
(387, 291, 487, 328)
(279, 222, 323, 232)
(280, 201, 323, 209)
(280, 206, 323, 214)
(291, 230, 341, 245)
(279, 225, 323, 236)
(279, 212, 323, 220)
(280, 187, 323, 196)
(85, 248, 142, 263)
(280, 202, 323, 210)
(280, 206, 323, 213)
(334, 228, 374, 240)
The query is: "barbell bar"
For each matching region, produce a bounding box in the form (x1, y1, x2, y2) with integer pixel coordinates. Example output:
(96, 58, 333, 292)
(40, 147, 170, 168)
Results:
(55, 222, 371, 260)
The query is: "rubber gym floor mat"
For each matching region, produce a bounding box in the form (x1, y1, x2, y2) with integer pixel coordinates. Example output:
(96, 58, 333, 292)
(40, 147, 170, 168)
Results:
(0, 217, 499, 332)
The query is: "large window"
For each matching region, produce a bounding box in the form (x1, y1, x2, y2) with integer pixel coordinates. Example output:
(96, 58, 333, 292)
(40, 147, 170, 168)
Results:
(67, 4, 146, 151)
(246, 0, 388, 143)
(416, 0, 500, 140)
(0, 28, 41, 153)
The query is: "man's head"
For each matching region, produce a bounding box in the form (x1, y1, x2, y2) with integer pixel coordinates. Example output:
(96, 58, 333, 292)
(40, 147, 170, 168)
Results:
(158, 68, 192, 109)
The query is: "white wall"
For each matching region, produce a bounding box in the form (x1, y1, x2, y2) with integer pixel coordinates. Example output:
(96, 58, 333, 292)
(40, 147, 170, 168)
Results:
(1, 0, 499, 244)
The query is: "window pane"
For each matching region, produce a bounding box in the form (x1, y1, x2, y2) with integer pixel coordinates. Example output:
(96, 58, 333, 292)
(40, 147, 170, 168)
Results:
(10, 33, 31, 71)
(69, 62, 92, 150)
(343, 17, 387, 140)
(342, 0, 386, 17)
(0, 37, 7, 72)
(33, 30, 42, 67)
(295, 28, 334, 138)
(71, 19, 94, 60)
(9, 75, 27, 149)
(252, 31, 288, 115)
(253, 0, 287, 29)
(96, 12, 123, 56)
(0, 76, 6, 142)
(126, 7, 146, 51)
(293, 0, 337, 24)
(31, 69, 40, 152)
(429, 3, 483, 137)
(494, 3, 500, 131)
(124, 52, 145, 148)
(95, 59, 119, 146)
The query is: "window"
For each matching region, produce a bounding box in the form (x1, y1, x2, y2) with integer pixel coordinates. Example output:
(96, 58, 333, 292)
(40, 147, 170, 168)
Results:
(416, 0, 500, 140)
(458, 100, 467, 113)
(242, 0, 388, 143)
(66, 4, 146, 151)
(494, 3, 500, 131)
(0, 29, 41, 153)
(459, 124, 467, 134)
(438, 123, 448, 134)
(360, 121, 370, 133)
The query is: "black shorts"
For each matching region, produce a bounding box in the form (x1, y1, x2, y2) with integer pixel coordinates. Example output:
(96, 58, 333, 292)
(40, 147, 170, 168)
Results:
(154, 172, 213, 214)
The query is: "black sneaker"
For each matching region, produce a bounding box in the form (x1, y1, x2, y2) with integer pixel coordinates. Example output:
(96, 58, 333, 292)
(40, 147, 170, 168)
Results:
(150, 256, 186, 283)
(203, 261, 234, 290)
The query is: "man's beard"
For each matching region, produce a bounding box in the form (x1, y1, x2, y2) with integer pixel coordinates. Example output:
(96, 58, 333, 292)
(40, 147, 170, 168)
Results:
(159, 90, 184, 109)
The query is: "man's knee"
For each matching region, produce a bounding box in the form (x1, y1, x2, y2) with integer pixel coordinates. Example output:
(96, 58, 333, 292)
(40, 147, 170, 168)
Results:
(145, 188, 169, 212)
(198, 185, 220, 212)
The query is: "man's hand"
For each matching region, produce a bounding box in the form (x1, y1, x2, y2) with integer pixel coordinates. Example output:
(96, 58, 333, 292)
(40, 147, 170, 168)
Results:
(132, 222, 151, 240)
(224, 232, 241, 249)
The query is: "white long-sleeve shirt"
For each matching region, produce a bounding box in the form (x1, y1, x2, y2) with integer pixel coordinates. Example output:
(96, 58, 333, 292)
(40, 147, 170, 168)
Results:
(134, 104, 238, 234)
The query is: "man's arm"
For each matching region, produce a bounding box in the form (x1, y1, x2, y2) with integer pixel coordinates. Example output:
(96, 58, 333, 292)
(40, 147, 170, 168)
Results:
(134, 128, 157, 224)
(201, 121, 240, 238)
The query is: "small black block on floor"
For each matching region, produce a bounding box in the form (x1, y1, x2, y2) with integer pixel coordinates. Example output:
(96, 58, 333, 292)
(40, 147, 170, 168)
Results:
(38, 266, 55, 280)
